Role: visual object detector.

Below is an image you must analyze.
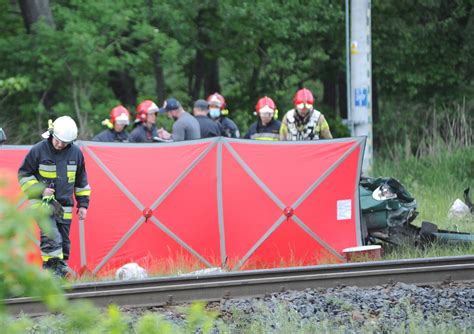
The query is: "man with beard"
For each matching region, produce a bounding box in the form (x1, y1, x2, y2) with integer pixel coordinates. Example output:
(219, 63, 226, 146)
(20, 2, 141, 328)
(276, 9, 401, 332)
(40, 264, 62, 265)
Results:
(157, 98, 200, 141)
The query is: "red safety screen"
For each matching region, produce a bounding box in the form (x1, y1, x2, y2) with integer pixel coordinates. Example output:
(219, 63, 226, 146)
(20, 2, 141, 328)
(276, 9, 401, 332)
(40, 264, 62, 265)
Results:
(1, 137, 365, 275)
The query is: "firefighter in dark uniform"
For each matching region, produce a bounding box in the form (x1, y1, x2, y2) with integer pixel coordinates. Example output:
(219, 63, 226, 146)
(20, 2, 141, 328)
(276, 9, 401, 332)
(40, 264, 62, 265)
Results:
(18, 116, 91, 277)
(130, 100, 160, 142)
(93, 105, 131, 142)
(207, 93, 240, 138)
(245, 96, 281, 140)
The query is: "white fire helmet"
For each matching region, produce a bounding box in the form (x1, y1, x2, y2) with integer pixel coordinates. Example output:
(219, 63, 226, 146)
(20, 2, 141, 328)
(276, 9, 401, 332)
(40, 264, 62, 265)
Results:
(42, 116, 78, 143)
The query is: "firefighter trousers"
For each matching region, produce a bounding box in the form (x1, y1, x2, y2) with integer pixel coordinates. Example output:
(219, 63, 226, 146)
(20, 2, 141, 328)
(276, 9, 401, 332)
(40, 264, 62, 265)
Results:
(39, 216, 71, 262)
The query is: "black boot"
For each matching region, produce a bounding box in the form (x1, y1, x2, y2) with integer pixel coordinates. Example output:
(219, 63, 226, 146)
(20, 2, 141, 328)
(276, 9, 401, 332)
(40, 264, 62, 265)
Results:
(42, 258, 56, 270)
(42, 258, 67, 278)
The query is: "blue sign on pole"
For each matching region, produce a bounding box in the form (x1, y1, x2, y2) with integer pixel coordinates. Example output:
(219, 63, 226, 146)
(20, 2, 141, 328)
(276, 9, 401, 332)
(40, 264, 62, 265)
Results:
(354, 87, 368, 107)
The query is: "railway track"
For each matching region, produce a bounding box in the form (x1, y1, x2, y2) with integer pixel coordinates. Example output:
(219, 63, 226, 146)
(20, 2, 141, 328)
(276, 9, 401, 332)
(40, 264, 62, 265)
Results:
(5, 255, 473, 316)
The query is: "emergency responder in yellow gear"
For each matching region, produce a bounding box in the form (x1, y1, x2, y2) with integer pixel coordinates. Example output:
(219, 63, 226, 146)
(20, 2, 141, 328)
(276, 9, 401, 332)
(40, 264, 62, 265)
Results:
(18, 116, 91, 277)
(280, 88, 332, 140)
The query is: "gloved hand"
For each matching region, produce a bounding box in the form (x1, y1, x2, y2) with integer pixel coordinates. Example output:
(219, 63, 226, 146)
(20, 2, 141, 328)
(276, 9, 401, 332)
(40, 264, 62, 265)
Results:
(50, 199, 64, 220)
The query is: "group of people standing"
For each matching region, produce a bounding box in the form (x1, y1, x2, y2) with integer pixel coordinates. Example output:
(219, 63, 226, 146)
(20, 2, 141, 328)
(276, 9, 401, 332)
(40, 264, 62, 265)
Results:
(92, 88, 332, 144)
(17, 87, 332, 277)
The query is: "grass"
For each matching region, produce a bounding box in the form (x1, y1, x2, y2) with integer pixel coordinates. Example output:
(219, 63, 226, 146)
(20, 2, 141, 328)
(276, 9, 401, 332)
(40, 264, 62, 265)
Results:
(373, 146, 474, 259)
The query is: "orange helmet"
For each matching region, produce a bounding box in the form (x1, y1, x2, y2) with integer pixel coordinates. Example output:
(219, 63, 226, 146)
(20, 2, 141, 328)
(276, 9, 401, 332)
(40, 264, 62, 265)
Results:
(136, 100, 159, 122)
(110, 105, 130, 125)
(207, 93, 226, 110)
(255, 96, 276, 114)
(294, 88, 314, 110)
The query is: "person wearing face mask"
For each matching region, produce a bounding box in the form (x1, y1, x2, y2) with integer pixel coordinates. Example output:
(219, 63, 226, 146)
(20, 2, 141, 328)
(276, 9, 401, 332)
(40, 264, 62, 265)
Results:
(192, 99, 222, 138)
(280, 88, 332, 141)
(93, 105, 131, 142)
(130, 100, 160, 142)
(157, 98, 200, 141)
(207, 92, 240, 138)
(245, 96, 281, 140)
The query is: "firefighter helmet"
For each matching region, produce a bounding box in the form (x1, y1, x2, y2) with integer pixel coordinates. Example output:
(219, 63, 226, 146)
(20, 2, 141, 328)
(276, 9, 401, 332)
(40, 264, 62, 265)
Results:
(256, 96, 276, 114)
(207, 93, 226, 110)
(294, 88, 314, 110)
(136, 100, 159, 122)
(42, 116, 78, 143)
(110, 105, 130, 125)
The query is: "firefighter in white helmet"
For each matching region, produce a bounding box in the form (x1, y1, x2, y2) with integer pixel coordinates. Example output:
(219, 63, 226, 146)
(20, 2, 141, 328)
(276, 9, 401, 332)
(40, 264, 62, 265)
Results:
(18, 116, 91, 277)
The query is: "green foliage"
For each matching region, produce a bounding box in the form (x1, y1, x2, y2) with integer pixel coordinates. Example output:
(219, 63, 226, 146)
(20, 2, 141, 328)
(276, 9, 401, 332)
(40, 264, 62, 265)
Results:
(0, 176, 66, 312)
(135, 313, 174, 334)
(0, 77, 30, 96)
(1, 0, 472, 145)
(373, 1, 473, 103)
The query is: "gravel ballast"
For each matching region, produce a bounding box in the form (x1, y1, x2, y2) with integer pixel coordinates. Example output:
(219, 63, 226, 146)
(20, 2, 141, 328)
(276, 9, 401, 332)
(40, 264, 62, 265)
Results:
(123, 280, 473, 332)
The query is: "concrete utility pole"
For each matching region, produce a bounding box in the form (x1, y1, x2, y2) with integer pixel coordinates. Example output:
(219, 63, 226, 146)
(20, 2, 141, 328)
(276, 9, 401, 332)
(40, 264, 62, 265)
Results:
(350, 0, 373, 173)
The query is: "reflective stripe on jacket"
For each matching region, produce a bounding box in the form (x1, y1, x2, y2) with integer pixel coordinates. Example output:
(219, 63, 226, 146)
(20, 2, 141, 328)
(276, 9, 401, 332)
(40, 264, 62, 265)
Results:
(280, 109, 331, 140)
(18, 138, 91, 219)
(245, 119, 281, 141)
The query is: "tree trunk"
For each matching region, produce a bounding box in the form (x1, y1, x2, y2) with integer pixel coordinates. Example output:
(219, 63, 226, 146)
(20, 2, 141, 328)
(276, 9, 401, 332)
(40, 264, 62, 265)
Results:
(372, 71, 380, 148)
(147, 0, 167, 104)
(108, 70, 138, 108)
(18, 0, 55, 33)
(322, 76, 337, 113)
(204, 57, 220, 97)
(191, 2, 220, 100)
(191, 50, 205, 101)
(338, 71, 347, 119)
(153, 52, 166, 103)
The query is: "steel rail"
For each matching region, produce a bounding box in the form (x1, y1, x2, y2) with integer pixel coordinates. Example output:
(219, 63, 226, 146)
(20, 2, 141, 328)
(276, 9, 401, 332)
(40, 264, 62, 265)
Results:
(5, 255, 473, 316)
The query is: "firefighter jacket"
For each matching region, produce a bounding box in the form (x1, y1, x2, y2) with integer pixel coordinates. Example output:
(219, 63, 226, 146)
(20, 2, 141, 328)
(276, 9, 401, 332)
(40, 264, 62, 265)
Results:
(217, 117, 240, 138)
(18, 138, 91, 223)
(245, 119, 281, 140)
(93, 128, 130, 142)
(129, 123, 159, 142)
(279, 109, 332, 141)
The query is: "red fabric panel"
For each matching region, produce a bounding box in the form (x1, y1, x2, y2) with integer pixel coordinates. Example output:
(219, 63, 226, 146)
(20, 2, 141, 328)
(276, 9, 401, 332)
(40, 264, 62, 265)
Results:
(154, 146, 221, 266)
(221, 146, 283, 268)
(243, 218, 342, 270)
(96, 219, 203, 276)
(228, 141, 356, 205)
(69, 149, 143, 272)
(295, 147, 361, 253)
(0, 148, 29, 170)
(2, 138, 363, 274)
(86, 143, 210, 207)
(0, 148, 30, 199)
(0, 150, 41, 267)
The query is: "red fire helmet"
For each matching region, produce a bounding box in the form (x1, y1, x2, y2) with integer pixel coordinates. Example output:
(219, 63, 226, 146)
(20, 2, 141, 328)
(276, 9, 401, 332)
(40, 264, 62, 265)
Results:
(207, 93, 226, 110)
(136, 100, 159, 122)
(110, 105, 130, 125)
(294, 88, 314, 109)
(255, 96, 276, 114)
